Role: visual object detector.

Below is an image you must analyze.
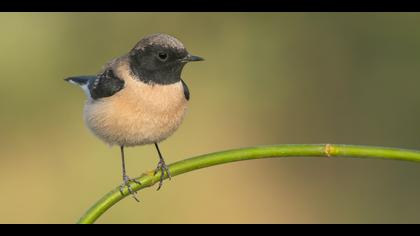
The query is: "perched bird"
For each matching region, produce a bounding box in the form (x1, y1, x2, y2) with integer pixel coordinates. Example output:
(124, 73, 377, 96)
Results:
(65, 33, 203, 201)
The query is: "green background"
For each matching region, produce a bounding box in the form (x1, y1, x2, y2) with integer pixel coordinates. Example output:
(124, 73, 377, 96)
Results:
(1, 13, 420, 223)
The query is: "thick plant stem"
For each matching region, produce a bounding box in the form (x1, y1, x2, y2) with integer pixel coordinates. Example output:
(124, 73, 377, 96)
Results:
(77, 144, 420, 224)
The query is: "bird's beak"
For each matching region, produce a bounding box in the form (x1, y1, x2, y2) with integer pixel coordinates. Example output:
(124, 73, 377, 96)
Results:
(182, 54, 204, 63)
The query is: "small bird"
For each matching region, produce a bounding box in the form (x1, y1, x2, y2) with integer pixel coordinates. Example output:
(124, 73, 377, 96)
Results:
(65, 33, 203, 201)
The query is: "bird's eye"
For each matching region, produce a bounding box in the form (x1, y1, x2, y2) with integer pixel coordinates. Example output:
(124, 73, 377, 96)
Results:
(157, 52, 168, 61)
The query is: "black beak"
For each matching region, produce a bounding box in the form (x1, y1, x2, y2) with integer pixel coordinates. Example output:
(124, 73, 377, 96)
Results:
(183, 54, 204, 62)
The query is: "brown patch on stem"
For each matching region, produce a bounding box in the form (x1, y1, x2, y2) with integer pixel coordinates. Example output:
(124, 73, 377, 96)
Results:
(325, 144, 333, 157)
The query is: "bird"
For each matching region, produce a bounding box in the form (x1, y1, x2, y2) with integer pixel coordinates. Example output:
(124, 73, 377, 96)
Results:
(65, 33, 204, 201)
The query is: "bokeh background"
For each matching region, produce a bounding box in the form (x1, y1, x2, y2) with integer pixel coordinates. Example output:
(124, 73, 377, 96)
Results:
(1, 13, 420, 223)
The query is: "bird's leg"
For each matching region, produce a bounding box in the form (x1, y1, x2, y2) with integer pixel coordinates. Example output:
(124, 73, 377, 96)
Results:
(119, 146, 141, 202)
(153, 143, 171, 191)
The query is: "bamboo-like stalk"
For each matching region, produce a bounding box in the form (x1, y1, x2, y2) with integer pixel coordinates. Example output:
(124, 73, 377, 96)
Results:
(77, 144, 420, 224)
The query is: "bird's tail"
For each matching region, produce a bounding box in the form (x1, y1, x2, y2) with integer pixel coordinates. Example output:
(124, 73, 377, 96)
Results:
(64, 76, 96, 98)
(64, 76, 95, 86)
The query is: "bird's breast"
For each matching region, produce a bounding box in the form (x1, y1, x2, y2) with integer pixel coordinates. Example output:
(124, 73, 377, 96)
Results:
(84, 79, 188, 146)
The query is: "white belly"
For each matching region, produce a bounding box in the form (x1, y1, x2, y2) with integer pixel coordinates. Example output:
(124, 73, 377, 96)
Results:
(84, 80, 188, 147)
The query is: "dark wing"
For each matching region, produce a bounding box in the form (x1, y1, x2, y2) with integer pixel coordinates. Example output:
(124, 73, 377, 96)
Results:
(88, 69, 125, 100)
(181, 79, 190, 101)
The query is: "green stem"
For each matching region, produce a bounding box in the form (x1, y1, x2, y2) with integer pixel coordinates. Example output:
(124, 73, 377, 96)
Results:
(77, 144, 420, 224)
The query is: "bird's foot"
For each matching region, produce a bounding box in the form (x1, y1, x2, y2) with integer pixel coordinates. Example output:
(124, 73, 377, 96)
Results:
(154, 159, 171, 191)
(119, 175, 141, 202)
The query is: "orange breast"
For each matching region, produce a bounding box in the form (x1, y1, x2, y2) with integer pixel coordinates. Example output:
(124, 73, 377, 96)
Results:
(83, 63, 188, 147)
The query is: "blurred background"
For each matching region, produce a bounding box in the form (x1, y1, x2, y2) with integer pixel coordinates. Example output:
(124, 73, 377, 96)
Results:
(1, 13, 420, 223)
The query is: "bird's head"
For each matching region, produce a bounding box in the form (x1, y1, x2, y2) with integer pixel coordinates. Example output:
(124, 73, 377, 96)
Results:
(129, 33, 203, 85)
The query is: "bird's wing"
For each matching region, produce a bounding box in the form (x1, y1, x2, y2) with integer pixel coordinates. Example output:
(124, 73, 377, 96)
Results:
(181, 79, 190, 101)
(88, 69, 125, 100)
(65, 69, 125, 100)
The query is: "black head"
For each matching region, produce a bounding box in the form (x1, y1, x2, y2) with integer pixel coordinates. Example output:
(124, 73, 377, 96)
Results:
(129, 33, 203, 85)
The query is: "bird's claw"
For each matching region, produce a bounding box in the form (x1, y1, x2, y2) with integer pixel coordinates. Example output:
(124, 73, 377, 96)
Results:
(119, 175, 141, 202)
(154, 159, 171, 191)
